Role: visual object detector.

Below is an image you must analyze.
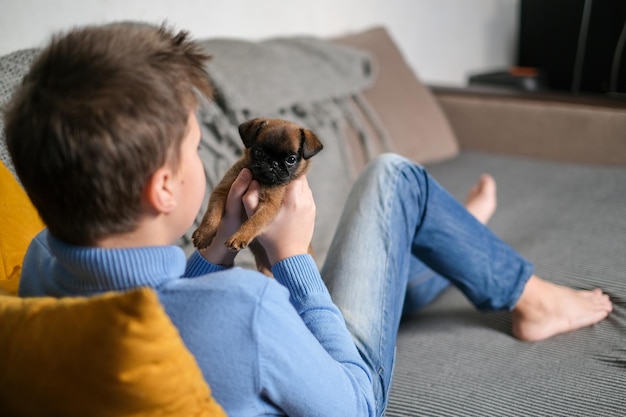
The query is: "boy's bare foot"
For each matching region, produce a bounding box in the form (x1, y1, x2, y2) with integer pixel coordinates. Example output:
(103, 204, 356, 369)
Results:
(512, 275, 613, 342)
(465, 174, 497, 225)
(464, 175, 612, 341)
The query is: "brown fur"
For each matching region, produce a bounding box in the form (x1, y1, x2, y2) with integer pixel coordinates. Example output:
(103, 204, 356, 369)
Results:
(192, 118, 323, 275)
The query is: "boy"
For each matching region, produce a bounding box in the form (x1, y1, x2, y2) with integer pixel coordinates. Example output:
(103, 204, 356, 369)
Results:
(5, 24, 612, 416)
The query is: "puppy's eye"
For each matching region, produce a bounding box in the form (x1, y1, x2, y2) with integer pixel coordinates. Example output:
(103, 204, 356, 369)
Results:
(253, 148, 265, 159)
(285, 155, 298, 166)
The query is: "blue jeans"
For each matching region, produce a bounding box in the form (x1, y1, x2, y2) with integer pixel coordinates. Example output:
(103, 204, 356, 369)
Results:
(320, 154, 533, 416)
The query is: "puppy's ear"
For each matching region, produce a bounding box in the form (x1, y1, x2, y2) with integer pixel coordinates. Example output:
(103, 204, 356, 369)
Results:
(238, 118, 267, 148)
(300, 128, 324, 159)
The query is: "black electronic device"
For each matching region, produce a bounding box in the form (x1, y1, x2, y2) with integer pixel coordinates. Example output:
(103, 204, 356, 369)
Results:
(518, 0, 626, 94)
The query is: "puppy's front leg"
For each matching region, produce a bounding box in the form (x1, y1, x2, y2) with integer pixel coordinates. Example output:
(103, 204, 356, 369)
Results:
(192, 165, 243, 249)
(192, 190, 228, 249)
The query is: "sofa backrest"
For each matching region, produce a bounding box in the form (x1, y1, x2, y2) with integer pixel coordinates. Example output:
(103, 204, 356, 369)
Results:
(331, 26, 459, 171)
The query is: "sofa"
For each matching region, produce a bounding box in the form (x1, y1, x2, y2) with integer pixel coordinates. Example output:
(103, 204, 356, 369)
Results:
(1, 24, 625, 416)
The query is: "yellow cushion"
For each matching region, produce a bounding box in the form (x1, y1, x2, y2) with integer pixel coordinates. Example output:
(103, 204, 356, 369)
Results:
(0, 288, 226, 417)
(0, 161, 45, 295)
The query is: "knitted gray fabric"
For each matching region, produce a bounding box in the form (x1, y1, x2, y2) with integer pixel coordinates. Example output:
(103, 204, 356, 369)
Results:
(198, 36, 375, 119)
(0, 48, 40, 179)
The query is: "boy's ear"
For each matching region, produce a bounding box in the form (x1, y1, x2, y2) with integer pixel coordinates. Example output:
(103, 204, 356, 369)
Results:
(144, 166, 178, 214)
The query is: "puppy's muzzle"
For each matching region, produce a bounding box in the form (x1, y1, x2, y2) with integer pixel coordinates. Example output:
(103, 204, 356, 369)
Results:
(252, 164, 291, 185)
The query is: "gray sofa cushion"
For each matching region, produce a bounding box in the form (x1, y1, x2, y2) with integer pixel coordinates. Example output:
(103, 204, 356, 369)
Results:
(387, 151, 626, 417)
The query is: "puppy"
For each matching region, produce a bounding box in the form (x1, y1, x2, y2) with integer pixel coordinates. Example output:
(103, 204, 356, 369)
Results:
(192, 118, 323, 275)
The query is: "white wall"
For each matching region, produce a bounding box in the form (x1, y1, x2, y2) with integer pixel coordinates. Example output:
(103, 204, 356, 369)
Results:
(0, 0, 519, 86)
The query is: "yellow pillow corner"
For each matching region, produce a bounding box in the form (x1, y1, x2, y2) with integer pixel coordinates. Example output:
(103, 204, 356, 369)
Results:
(0, 288, 226, 417)
(0, 161, 45, 292)
(0, 266, 20, 295)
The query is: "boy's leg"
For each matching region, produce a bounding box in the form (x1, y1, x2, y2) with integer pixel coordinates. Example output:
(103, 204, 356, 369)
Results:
(321, 154, 531, 414)
(402, 174, 497, 314)
(402, 259, 450, 314)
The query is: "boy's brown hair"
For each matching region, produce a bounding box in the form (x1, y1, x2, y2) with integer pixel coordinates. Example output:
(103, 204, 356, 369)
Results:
(4, 23, 213, 245)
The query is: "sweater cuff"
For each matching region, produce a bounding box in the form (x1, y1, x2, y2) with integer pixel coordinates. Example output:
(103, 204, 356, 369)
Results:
(272, 254, 328, 300)
(185, 251, 228, 277)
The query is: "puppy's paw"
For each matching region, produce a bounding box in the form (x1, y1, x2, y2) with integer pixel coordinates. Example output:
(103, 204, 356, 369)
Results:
(192, 227, 216, 250)
(225, 236, 250, 252)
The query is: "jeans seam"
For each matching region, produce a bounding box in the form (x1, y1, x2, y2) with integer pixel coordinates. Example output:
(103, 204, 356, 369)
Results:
(376, 156, 409, 412)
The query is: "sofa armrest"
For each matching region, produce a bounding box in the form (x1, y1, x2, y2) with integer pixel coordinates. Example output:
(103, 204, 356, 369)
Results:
(434, 86, 626, 165)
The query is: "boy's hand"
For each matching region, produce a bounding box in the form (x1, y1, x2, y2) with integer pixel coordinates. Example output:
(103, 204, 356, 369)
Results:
(200, 169, 253, 266)
(243, 175, 316, 266)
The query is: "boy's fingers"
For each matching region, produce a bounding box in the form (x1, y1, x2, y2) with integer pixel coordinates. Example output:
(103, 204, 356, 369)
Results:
(232, 169, 252, 193)
(284, 175, 312, 203)
(225, 169, 252, 210)
(242, 180, 260, 215)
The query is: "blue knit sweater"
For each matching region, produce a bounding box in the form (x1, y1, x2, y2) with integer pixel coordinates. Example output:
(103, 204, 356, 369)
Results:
(19, 230, 375, 416)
